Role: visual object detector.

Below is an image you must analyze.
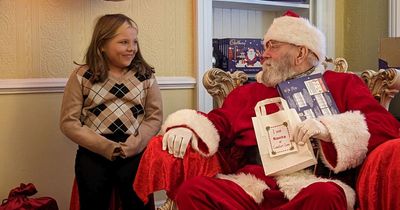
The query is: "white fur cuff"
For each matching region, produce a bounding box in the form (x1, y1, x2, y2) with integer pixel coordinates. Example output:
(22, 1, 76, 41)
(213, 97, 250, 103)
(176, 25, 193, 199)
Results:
(319, 111, 370, 173)
(276, 170, 355, 210)
(161, 109, 220, 156)
(217, 173, 269, 204)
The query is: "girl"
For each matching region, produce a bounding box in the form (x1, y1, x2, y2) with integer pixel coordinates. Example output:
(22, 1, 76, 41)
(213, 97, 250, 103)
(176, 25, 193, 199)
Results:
(60, 14, 162, 210)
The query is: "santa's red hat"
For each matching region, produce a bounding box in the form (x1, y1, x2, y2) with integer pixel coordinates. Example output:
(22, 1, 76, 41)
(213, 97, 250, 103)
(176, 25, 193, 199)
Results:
(264, 11, 326, 63)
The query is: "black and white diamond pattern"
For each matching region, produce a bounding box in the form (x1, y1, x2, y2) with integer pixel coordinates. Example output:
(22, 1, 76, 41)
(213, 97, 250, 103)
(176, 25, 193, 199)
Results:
(82, 70, 93, 80)
(110, 83, 129, 98)
(135, 72, 150, 82)
(108, 119, 128, 134)
(89, 104, 107, 116)
(77, 68, 155, 135)
(131, 104, 144, 118)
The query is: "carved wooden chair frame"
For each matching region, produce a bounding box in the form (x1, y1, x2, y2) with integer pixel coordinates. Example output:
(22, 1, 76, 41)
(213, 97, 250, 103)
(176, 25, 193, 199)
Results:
(203, 58, 400, 110)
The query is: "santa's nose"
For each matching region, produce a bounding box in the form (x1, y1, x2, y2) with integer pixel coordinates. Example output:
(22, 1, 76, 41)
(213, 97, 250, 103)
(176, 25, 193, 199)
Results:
(260, 57, 266, 64)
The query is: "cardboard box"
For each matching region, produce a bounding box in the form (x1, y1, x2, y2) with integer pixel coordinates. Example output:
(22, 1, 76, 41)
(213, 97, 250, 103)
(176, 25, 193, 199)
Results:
(213, 38, 264, 75)
(379, 37, 400, 69)
(277, 73, 339, 121)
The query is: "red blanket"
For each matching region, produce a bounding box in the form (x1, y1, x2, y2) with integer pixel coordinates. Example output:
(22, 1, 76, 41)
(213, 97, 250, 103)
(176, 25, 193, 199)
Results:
(133, 135, 222, 203)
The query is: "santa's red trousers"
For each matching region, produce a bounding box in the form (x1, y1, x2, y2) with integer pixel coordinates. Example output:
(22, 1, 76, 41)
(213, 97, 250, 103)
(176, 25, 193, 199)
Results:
(175, 165, 346, 210)
(134, 136, 347, 210)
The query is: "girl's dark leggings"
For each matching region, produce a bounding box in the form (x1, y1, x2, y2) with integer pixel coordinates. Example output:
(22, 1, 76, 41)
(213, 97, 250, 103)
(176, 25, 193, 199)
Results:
(75, 134, 150, 210)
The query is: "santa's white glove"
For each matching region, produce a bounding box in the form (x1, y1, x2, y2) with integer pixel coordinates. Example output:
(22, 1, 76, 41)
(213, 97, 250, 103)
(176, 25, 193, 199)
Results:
(293, 118, 331, 145)
(162, 127, 193, 158)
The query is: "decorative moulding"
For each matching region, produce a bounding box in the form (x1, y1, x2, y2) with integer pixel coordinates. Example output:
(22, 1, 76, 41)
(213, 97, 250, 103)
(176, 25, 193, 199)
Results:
(0, 76, 196, 95)
(389, 0, 400, 37)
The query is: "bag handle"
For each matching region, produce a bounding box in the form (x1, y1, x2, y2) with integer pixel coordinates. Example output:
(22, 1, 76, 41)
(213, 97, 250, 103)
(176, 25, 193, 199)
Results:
(254, 97, 291, 116)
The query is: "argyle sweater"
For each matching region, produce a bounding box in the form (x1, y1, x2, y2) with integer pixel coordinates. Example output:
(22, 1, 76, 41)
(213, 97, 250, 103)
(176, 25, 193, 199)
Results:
(60, 66, 163, 160)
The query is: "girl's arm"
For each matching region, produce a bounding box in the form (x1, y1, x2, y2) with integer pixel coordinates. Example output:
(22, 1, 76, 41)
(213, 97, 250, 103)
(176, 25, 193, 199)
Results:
(59, 68, 121, 160)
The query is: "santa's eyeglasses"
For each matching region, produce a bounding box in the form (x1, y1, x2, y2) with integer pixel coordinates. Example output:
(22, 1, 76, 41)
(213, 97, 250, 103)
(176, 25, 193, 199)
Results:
(264, 40, 296, 51)
(264, 40, 319, 60)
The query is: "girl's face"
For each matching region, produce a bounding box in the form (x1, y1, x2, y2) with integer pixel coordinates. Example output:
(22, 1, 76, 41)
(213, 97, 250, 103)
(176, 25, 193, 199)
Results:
(102, 22, 138, 72)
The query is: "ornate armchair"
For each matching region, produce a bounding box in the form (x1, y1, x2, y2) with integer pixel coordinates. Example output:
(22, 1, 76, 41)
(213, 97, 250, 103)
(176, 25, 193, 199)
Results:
(158, 58, 400, 210)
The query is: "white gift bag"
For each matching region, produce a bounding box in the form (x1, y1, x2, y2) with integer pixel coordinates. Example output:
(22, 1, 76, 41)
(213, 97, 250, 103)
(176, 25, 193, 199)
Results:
(252, 97, 317, 176)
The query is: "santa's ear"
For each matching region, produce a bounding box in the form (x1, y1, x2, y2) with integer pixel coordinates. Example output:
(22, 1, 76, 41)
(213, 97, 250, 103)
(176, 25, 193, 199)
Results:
(295, 46, 308, 65)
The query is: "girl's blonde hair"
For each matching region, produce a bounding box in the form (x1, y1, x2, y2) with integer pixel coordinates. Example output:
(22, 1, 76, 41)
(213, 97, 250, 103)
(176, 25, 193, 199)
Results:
(85, 14, 154, 83)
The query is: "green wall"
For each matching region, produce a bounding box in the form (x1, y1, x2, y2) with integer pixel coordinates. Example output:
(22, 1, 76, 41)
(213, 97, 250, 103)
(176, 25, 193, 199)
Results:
(336, 0, 388, 72)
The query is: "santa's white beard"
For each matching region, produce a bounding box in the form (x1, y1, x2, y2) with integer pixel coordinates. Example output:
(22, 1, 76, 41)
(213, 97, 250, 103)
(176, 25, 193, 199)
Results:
(261, 55, 296, 87)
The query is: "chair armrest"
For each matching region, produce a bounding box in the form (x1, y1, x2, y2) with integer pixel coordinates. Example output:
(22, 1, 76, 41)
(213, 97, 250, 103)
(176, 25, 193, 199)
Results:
(203, 68, 248, 108)
(361, 68, 400, 110)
